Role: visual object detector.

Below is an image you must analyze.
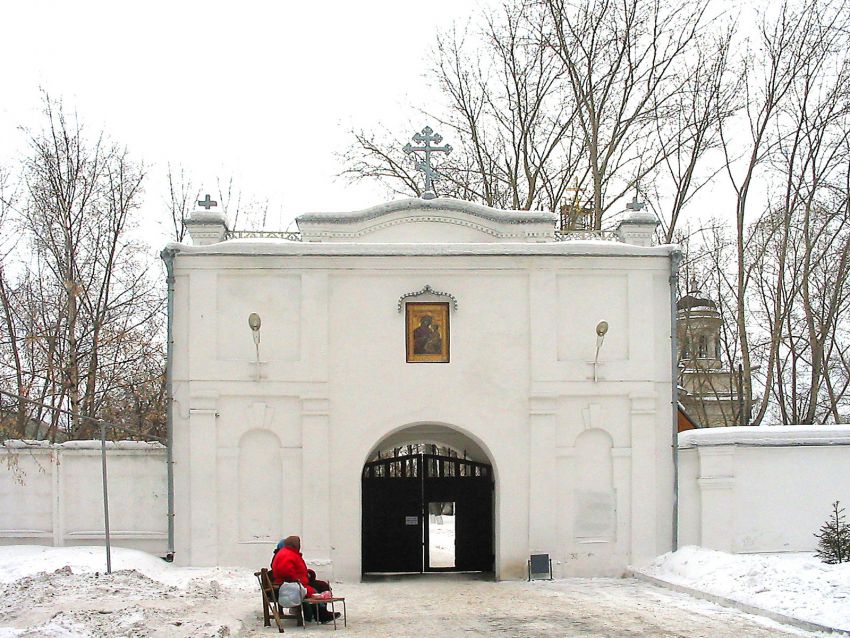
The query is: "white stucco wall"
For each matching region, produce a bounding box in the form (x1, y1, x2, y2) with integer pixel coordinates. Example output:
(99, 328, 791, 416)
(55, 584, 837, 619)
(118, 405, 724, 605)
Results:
(170, 198, 678, 581)
(0, 441, 167, 553)
(678, 426, 850, 553)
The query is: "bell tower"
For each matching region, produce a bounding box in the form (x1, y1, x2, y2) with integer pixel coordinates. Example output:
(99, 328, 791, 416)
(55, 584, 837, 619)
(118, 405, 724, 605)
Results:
(677, 278, 742, 427)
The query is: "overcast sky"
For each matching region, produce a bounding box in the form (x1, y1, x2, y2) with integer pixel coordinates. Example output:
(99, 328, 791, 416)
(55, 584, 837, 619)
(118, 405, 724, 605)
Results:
(0, 0, 499, 241)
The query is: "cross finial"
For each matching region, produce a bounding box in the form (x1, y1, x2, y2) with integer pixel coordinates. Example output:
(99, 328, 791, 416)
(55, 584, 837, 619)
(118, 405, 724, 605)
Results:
(689, 275, 699, 295)
(403, 126, 453, 200)
(198, 194, 218, 210)
(626, 194, 644, 211)
(626, 184, 644, 212)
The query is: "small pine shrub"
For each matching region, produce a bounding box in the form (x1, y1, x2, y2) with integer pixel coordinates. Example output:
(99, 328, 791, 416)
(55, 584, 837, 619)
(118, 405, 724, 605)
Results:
(814, 501, 850, 564)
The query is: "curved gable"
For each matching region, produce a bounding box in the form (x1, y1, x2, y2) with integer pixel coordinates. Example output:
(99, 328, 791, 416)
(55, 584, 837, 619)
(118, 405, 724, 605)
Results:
(296, 198, 557, 243)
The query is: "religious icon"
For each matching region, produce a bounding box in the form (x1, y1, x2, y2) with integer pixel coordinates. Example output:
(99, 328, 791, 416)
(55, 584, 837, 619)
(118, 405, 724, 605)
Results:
(406, 302, 450, 363)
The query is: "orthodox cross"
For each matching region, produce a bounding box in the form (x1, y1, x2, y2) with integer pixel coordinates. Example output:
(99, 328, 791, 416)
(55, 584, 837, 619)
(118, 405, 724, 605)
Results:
(625, 186, 644, 211)
(198, 194, 218, 210)
(403, 126, 452, 199)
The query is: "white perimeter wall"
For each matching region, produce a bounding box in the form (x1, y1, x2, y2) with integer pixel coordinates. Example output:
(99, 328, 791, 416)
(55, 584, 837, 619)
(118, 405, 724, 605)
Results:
(8, 427, 850, 564)
(0, 441, 167, 554)
(678, 426, 850, 553)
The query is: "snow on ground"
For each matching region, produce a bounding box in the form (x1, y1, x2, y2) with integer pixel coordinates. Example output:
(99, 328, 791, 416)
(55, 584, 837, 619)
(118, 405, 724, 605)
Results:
(640, 546, 850, 631)
(428, 514, 455, 568)
(0, 544, 841, 637)
(0, 546, 254, 637)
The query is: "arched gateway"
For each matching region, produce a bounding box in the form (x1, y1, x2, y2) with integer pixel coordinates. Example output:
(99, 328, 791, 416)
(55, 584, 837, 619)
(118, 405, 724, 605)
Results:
(170, 194, 678, 581)
(362, 447, 494, 574)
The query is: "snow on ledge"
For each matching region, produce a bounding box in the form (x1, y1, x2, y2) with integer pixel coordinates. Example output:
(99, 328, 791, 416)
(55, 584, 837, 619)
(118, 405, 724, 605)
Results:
(678, 425, 850, 448)
(2, 439, 164, 450)
(167, 239, 678, 258)
(296, 197, 558, 225)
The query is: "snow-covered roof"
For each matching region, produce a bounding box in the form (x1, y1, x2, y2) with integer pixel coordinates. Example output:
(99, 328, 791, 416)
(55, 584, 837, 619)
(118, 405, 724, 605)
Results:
(296, 197, 557, 225)
(168, 239, 678, 258)
(294, 197, 559, 243)
(678, 425, 850, 448)
(677, 294, 717, 311)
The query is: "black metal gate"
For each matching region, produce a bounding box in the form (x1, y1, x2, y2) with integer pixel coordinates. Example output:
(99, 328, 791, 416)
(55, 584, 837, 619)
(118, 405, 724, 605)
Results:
(361, 453, 493, 574)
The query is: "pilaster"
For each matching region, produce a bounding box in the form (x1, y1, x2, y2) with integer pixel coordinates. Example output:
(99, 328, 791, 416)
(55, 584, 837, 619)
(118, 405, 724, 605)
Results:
(696, 446, 736, 551)
(188, 391, 219, 566)
(629, 391, 657, 563)
(529, 271, 557, 382)
(52, 449, 63, 546)
(301, 397, 331, 565)
(529, 395, 558, 553)
(611, 447, 632, 550)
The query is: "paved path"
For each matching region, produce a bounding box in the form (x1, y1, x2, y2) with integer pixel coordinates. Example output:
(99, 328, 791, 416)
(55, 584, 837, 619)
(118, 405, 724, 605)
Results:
(236, 577, 816, 637)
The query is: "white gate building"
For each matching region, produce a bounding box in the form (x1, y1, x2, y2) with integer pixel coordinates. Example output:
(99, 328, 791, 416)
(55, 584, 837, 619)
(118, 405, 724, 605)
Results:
(166, 196, 678, 581)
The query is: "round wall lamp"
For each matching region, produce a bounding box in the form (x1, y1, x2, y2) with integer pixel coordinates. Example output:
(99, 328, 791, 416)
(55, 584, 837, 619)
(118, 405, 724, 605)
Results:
(248, 313, 261, 379)
(594, 320, 609, 382)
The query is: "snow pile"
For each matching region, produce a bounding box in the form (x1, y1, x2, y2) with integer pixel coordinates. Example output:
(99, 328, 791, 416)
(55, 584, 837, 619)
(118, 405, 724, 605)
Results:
(0, 546, 252, 590)
(0, 546, 254, 637)
(641, 546, 850, 630)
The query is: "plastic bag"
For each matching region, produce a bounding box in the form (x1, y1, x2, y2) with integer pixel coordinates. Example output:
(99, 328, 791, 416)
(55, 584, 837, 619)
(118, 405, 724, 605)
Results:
(277, 581, 306, 607)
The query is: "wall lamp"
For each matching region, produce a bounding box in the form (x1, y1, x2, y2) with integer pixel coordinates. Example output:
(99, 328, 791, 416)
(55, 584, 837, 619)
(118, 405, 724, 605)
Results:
(248, 312, 261, 380)
(593, 320, 609, 383)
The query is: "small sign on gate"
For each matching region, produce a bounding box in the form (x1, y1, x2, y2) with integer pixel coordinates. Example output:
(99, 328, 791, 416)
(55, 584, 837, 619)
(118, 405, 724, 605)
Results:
(405, 516, 419, 526)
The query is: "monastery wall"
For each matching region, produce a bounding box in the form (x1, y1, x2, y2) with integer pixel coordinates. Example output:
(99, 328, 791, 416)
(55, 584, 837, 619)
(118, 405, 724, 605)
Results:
(678, 426, 850, 554)
(0, 441, 167, 554)
(5, 426, 850, 571)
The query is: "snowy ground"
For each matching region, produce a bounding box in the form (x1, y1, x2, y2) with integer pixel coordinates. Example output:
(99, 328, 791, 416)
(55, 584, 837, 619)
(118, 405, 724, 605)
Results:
(641, 546, 850, 632)
(428, 514, 455, 568)
(0, 545, 844, 637)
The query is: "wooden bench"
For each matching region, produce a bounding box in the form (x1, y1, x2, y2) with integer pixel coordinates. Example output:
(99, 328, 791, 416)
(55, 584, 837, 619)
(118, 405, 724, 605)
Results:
(254, 568, 305, 633)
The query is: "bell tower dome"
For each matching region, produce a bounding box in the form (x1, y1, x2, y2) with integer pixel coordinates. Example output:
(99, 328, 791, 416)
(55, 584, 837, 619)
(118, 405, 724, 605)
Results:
(677, 278, 742, 427)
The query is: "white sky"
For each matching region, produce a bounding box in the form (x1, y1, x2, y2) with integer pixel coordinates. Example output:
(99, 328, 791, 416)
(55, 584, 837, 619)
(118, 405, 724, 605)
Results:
(0, 0, 499, 242)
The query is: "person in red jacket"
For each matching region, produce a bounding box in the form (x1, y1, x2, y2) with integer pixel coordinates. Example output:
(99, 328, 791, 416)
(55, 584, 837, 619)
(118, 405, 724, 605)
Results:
(271, 535, 339, 624)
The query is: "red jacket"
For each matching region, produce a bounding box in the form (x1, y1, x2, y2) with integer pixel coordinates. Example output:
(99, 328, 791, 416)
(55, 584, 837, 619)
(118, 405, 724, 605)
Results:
(271, 546, 316, 596)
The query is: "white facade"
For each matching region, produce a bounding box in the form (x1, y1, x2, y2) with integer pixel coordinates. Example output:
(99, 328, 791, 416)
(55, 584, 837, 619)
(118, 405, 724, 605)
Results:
(678, 425, 850, 553)
(169, 197, 678, 580)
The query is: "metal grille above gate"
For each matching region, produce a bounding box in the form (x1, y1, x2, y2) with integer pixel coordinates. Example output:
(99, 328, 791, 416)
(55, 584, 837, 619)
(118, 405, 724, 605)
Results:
(362, 453, 494, 574)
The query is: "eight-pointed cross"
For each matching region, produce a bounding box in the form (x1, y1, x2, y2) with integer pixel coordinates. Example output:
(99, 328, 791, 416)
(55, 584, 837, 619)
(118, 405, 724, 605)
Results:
(403, 126, 452, 199)
(198, 194, 218, 210)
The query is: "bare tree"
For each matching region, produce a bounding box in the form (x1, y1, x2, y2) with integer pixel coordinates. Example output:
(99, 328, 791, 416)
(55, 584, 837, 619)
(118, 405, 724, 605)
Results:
(719, 0, 850, 424)
(342, 2, 587, 215)
(0, 167, 28, 437)
(216, 175, 270, 230)
(164, 163, 197, 243)
(1, 94, 164, 441)
(653, 26, 741, 242)
(543, 0, 711, 229)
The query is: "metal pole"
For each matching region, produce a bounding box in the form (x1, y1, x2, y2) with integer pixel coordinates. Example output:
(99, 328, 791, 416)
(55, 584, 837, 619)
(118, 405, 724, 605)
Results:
(669, 249, 683, 552)
(161, 248, 176, 561)
(100, 419, 112, 574)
